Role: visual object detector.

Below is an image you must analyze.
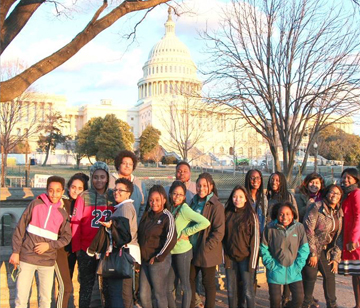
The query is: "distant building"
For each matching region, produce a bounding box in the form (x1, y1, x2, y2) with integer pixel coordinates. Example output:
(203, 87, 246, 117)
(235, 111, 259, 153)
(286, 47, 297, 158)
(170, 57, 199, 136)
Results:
(2, 9, 355, 165)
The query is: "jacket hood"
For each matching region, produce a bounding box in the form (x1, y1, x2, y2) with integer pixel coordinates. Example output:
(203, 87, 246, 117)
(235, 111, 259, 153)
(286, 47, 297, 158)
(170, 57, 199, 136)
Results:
(90, 161, 110, 192)
(37, 193, 62, 207)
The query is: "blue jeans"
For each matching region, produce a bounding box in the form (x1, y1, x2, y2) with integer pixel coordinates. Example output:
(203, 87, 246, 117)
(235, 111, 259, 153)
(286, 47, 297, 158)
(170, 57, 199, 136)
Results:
(167, 249, 193, 308)
(226, 258, 255, 308)
(140, 254, 171, 308)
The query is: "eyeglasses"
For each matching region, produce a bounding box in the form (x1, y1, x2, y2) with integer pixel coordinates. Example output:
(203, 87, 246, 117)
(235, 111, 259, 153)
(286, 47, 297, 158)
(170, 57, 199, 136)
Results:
(11, 267, 21, 282)
(113, 189, 130, 193)
(171, 193, 185, 198)
(121, 162, 133, 167)
(328, 191, 341, 196)
(250, 176, 261, 182)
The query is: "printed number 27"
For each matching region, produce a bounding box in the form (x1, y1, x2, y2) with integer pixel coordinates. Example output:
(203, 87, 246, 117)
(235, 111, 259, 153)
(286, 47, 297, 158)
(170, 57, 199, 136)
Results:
(91, 209, 112, 228)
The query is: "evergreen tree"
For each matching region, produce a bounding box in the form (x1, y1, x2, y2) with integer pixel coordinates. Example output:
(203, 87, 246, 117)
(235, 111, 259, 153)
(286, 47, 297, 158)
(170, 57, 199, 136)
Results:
(76, 114, 135, 163)
(139, 125, 161, 160)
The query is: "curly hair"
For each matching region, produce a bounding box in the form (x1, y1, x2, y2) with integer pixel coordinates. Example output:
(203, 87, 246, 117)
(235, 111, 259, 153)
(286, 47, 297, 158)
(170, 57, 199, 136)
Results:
(114, 150, 138, 172)
(115, 177, 134, 195)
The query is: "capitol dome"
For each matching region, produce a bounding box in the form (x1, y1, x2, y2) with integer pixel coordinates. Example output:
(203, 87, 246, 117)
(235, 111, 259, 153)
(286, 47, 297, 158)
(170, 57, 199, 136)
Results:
(137, 8, 202, 101)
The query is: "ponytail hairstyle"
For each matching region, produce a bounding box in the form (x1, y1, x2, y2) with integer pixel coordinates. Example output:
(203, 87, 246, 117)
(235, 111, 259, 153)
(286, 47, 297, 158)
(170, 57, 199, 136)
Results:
(196, 172, 218, 197)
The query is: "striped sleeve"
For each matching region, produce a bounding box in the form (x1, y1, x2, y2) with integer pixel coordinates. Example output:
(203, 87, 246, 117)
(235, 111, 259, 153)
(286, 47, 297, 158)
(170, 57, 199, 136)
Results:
(155, 209, 177, 262)
(249, 212, 260, 271)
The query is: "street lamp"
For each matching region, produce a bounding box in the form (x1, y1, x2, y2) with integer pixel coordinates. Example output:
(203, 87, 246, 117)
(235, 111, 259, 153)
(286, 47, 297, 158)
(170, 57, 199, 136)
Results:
(313, 142, 318, 173)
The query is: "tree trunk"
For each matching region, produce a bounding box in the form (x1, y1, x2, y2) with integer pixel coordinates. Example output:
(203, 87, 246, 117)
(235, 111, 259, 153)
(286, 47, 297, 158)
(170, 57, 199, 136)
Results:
(76, 155, 81, 169)
(1, 148, 7, 187)
(42, 144, 50, 166)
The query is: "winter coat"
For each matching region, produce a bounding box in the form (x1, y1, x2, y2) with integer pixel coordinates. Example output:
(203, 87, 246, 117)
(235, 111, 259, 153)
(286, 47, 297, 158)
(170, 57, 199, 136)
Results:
(295, 190, 322, 223)
(260, 220, 309, 285)
(71, 162, 116, 253)
(190, 194, 225, 267)
(87, 216, 131, 256)
(342, 188, 360, 260)
(223, 207, 260, 272)
(303, 200, 343, 263)
(12, 194, 72, 266)
(138, 209, 177, 263)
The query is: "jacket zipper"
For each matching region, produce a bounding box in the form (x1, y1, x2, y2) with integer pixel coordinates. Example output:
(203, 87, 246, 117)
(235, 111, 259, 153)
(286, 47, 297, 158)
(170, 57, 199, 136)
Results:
(44, 205, 52, 229)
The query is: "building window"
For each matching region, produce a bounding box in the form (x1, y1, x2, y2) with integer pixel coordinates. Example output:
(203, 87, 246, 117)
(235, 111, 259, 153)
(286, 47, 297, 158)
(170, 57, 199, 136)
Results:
(131, 117, 134, 121)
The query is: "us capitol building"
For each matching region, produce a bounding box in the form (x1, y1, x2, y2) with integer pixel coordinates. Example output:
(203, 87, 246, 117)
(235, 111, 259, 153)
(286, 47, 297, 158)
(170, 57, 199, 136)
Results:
(6, 9, 352, 165)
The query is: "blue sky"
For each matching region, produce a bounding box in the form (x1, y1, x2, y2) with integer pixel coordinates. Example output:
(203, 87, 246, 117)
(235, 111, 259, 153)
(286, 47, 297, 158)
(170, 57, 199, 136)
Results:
(2, 0, 359, 133)
(2, 0, 227, 107)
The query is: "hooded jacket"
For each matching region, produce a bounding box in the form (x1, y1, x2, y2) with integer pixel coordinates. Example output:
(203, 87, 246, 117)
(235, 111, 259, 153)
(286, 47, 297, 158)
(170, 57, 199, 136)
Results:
(12, 193, 71, 266)
(260, 220, 309, 285)
(71, 162, 116, 253)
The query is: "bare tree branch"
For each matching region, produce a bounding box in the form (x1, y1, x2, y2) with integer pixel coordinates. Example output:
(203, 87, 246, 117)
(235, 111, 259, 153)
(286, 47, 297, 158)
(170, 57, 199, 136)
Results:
(201, 0, 360, 180)
(0, 0, 171, 102)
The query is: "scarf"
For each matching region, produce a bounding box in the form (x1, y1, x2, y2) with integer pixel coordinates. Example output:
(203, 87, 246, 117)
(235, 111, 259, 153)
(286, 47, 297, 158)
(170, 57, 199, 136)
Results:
(342, 183, 358, 200)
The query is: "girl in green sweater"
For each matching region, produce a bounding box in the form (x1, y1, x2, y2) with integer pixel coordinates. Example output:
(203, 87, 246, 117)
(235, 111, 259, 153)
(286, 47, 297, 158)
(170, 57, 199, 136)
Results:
(166, 181, 210, 308)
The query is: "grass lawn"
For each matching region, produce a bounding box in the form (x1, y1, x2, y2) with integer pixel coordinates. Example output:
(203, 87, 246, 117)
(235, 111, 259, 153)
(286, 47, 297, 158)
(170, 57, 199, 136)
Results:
(5, 164, 271, 190)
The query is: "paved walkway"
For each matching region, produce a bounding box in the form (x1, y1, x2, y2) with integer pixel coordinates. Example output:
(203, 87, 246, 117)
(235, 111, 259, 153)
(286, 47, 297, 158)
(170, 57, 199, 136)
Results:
(0, 245, 355, 307)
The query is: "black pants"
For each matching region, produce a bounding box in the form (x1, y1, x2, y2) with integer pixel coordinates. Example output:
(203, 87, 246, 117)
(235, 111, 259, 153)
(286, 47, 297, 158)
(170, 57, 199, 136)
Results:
(102, 277, 133, 308)
(268, 281, 304, 308)
(302, 250, 336, 306)
(67, 251, 77, 279)
(55, 248, 73, 308)
(190, 265, 216, 308)
(77, 250, 99, 308)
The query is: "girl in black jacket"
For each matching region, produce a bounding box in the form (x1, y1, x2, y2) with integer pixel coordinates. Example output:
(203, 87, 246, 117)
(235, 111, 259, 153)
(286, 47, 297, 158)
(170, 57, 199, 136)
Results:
(138, 185, 177, 308)
(223, 185, 260, 308)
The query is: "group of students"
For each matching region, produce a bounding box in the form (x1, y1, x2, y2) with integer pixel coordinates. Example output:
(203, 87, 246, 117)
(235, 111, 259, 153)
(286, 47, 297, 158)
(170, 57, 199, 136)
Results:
(8, 150, 360, 308)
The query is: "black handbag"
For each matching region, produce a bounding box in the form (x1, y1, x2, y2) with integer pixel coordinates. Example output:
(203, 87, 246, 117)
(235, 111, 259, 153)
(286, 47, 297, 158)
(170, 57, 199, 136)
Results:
(97, 248, 134, 279)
